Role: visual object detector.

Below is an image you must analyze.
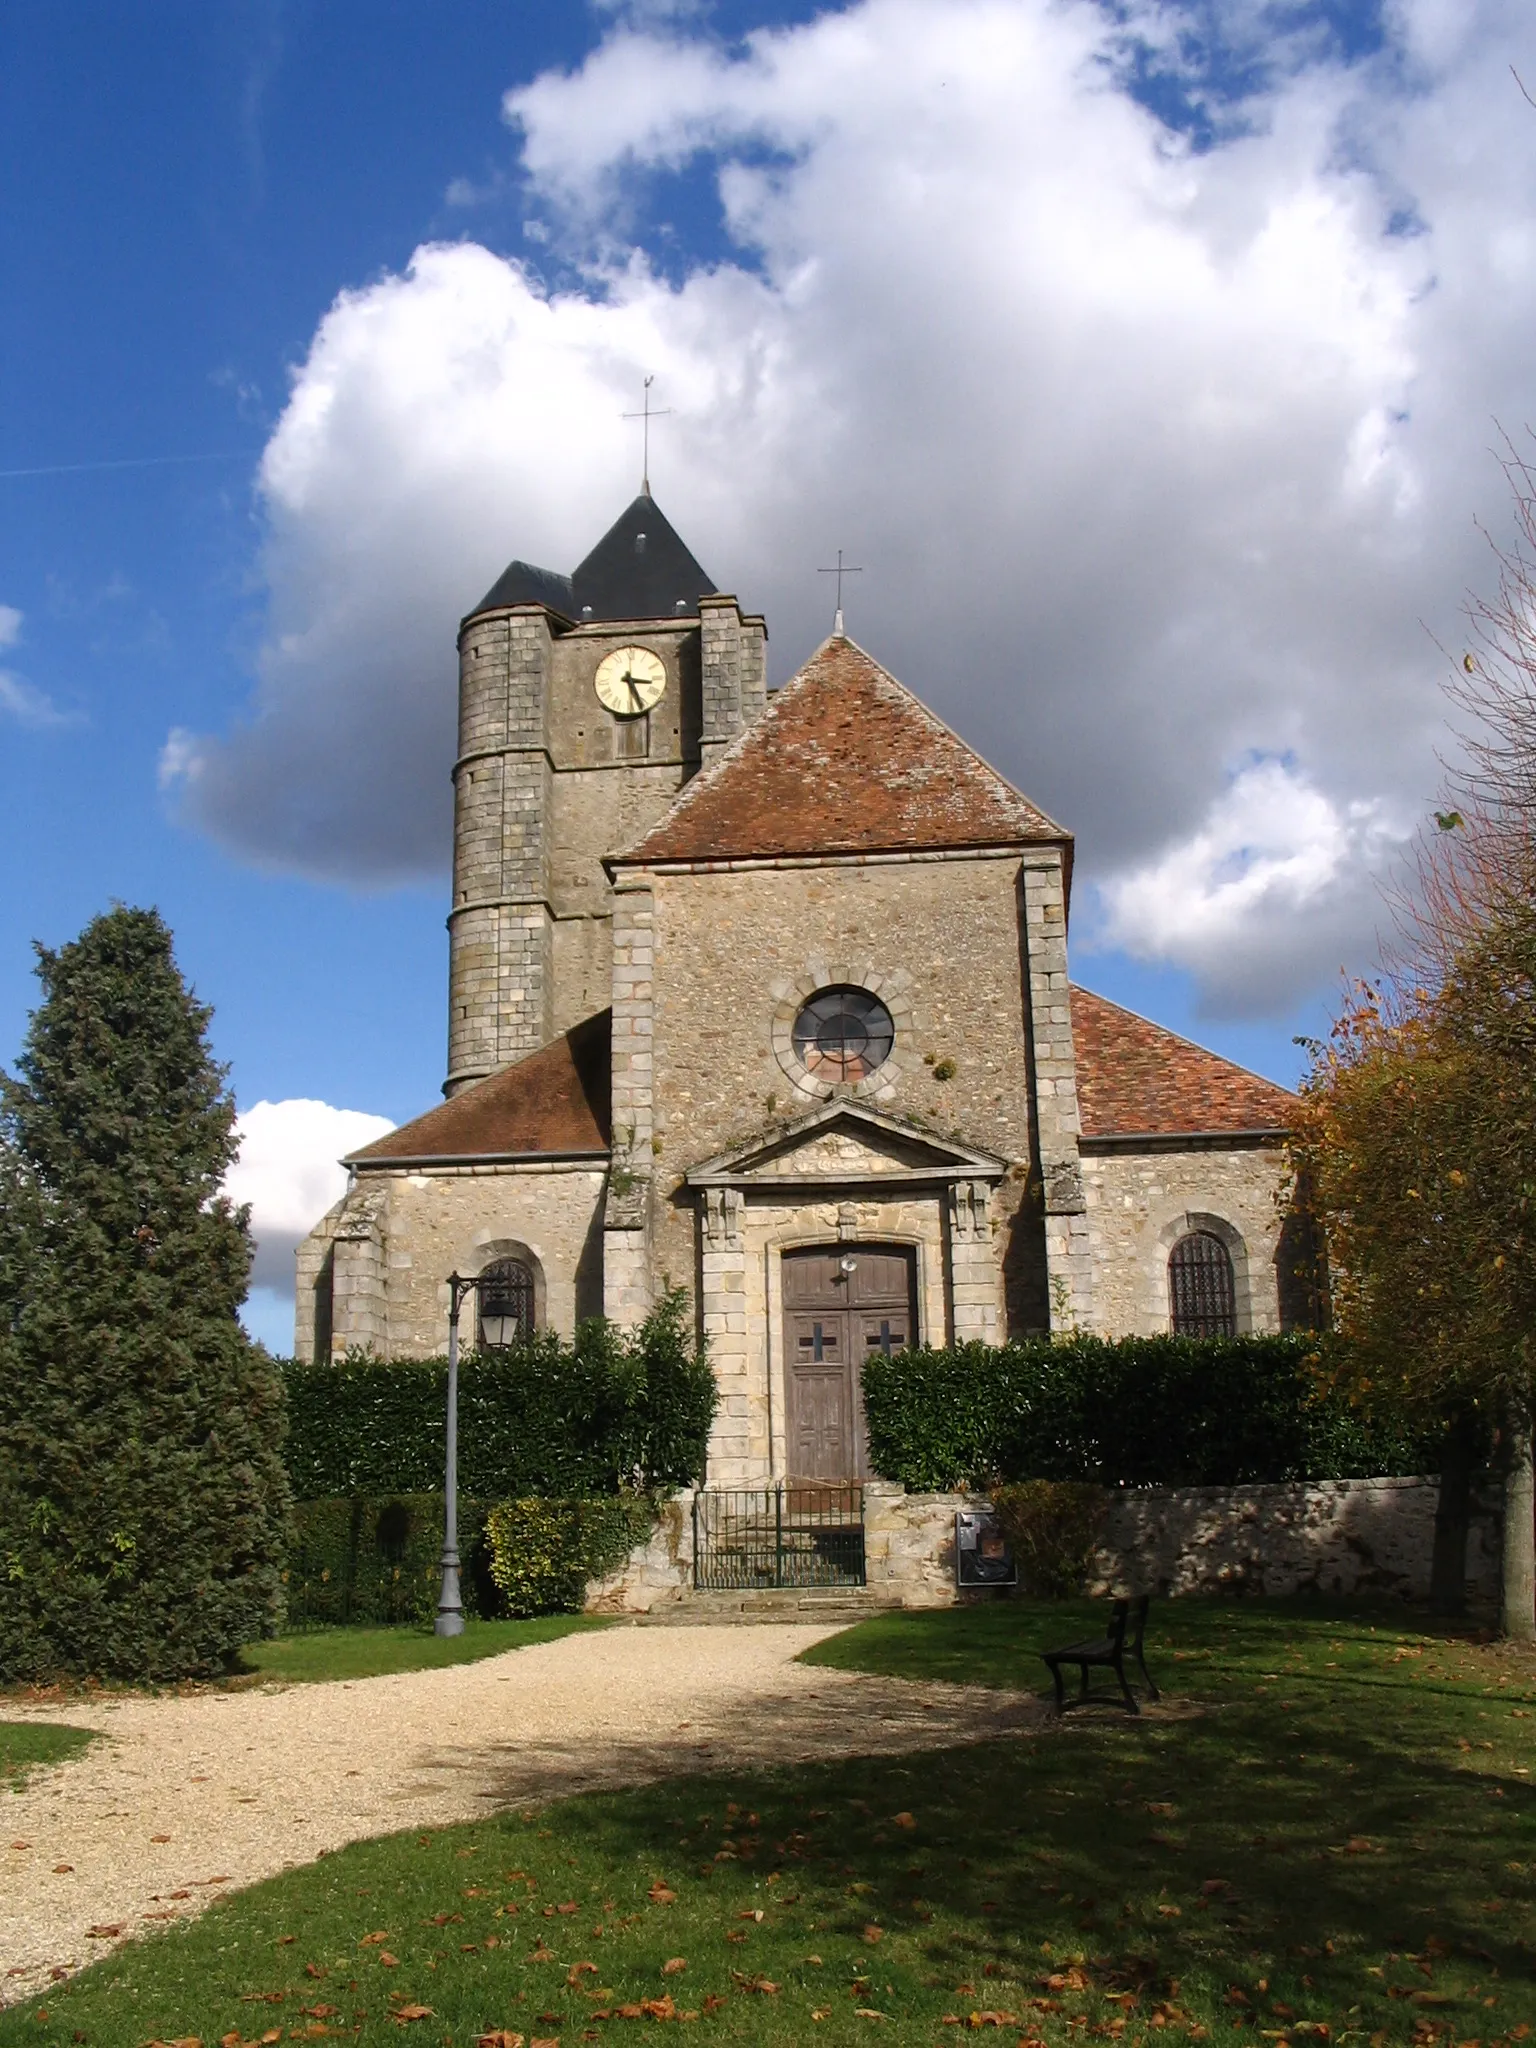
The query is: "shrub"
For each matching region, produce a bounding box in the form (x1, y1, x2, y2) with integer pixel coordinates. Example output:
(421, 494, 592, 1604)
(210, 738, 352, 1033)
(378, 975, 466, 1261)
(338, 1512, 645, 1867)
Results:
(284, 1495, 501, 1629)
(485, 1497, 656, 1616)
(862, 1333, 1431, 1493)
(990, 1480, 1108, 1597)
(281, 1290, 714, 1501)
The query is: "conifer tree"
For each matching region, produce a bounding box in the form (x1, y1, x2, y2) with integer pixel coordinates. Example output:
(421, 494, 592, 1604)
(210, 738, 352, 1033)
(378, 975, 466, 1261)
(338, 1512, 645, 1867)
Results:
(0, 907, 289, 1681)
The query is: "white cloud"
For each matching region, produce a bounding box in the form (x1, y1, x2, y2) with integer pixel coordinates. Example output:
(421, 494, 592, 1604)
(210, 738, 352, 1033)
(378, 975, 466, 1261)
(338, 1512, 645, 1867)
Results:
(166, 0, 1536, 1011)
(225, 1098, 394, 1302)
(0, 602, 78, 728)
(1094, 757, 1409, 1013)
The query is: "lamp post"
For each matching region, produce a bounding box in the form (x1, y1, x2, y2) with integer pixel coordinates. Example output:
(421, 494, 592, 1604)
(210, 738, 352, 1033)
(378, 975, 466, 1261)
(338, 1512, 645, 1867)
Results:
(438, 1270, 525, 1638)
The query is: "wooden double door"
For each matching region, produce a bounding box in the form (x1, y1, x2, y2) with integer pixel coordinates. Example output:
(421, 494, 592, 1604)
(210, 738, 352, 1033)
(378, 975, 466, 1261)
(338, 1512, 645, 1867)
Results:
(783, 1245, 917, 1481)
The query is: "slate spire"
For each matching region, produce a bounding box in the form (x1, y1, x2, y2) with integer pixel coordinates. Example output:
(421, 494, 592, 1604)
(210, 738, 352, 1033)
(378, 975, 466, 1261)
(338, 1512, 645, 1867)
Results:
(468, 494, 717, 625)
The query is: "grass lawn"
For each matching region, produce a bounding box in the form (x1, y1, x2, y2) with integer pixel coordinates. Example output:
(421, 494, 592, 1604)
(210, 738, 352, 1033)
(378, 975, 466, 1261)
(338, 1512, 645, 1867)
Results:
(5, 1598, 1535, 2046)
(237, 1615, 612, 1686)
(0, 1719, 96, 1792)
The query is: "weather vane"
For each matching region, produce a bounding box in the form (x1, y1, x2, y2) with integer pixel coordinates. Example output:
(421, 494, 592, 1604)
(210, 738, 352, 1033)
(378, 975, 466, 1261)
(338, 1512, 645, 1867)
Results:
(622, 376, 672, 497)
(818, 549, 863, 636)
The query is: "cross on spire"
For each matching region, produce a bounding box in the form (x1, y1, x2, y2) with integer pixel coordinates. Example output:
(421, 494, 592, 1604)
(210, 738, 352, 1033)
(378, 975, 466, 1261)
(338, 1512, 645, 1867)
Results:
(622, 375, 672, 497)
(818, 548, 863, 636)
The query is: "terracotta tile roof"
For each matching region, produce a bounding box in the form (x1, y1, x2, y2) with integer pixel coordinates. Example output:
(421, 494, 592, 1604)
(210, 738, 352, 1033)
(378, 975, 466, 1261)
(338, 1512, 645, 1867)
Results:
(616, 635, 1068, 865)
(348, 1011, 612, 1165)
(1071, 985, 1295, 1140)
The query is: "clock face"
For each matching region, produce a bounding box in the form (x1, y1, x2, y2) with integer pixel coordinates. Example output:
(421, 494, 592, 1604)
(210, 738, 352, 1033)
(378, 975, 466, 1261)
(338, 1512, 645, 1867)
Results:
(594, 645, 667, 717)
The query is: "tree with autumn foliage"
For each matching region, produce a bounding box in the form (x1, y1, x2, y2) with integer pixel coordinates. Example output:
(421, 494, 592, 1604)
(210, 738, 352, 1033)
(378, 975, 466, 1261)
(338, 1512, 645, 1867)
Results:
(1293, 445, 1536, 1637)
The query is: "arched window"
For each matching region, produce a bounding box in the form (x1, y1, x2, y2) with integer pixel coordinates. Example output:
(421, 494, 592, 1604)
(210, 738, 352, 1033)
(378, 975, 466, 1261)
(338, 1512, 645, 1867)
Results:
(478, 1257, 536, 1348)
(1168, 1231, 1237, 1337)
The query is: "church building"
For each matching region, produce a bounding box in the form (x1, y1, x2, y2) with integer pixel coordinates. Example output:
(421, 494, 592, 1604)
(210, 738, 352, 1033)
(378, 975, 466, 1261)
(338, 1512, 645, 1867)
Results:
(296, 493, 1301, 1486)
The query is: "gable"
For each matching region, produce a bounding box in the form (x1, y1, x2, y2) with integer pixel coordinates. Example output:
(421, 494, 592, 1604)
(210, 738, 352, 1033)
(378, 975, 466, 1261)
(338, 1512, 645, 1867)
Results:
(1071, 986, 1296, 1141)
(686, 1101, 1007, 1187)
(616, 635, 1069, 866)
(349, 1011, 612, 1166)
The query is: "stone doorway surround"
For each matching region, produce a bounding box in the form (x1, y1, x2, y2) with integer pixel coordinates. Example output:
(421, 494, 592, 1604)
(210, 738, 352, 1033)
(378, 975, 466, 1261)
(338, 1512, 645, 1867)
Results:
(684, 1101, 1008, 1486)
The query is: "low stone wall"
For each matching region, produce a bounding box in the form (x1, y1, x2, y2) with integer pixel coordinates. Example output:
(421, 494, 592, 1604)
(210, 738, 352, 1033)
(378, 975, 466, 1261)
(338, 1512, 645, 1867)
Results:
(1090, 1476, 1499, 1604)
(584, 1493, 695, 1614)
(583, 1475, 1497, 1613)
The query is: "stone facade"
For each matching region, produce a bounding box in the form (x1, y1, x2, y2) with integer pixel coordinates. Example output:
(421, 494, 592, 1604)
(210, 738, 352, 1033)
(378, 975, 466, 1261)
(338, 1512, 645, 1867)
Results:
(296, 498, 1308, 1510)
(298, 1163, 607, 1358)
(1081, 1138, 1290, 1337)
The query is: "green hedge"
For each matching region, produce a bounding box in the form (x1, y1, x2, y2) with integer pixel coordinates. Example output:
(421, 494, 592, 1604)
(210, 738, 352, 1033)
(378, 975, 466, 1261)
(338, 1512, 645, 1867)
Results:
(285, 1494, 502, 1628)
(280, 1291, 714, 1501)
(861, 1334, 1430, 1492)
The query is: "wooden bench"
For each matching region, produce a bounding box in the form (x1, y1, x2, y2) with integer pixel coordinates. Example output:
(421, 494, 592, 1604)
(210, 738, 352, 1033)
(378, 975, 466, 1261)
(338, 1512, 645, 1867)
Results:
(1041, 1595, 1158, 1714)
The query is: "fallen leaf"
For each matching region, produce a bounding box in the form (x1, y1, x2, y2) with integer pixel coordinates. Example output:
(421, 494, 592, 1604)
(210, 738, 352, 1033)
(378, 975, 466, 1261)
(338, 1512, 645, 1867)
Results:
(662, 1958, 686, 1975)
(388, 2006, 433, 2025)
(300, 2008, 338, 2021)
(303, 1966, 326, 1980)
(529, 1944, 555, 1963)
(892, 1812, 917, 1830)
(359, 1932, 391, 1946)
(377, 1953, 400, 1969)
(640, 1997, 677, 2019)
(854, 2010, 888, 2020)
(702, 1994, 727, 2015)
(52, 1864, 73, 1874)
(737, 1908, 764, 1922)
(863, 1925, 884, 1944)
(474, 2033, 524, 2048)
(966, 2015, 1019, 2029)
(648, 1882, 677, 1905)
(151, 1834, 172, 1844)
(86, 1924, 125, 1938)
(567, 1963, 599, 1986)
(556, 1901, 578, 1916)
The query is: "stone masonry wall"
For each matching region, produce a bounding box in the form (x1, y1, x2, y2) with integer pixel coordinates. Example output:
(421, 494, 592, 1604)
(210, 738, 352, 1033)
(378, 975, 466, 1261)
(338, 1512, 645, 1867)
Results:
(298, 1163, 607, 1359)
(1081, 1143, 1289, 1337)
(583, 1476, 1498, 1614)
(644, 851, 1045, 1305)
(1090, 1477, 1500, 1603)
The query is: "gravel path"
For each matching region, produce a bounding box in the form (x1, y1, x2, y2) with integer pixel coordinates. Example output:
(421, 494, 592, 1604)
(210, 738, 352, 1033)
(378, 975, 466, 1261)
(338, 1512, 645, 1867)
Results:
(1, 1623, 1043, 2003)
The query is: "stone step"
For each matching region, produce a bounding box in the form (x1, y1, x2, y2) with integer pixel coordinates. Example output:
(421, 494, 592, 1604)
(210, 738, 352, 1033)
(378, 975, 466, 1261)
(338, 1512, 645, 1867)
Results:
(631, 1587, 900, 1627)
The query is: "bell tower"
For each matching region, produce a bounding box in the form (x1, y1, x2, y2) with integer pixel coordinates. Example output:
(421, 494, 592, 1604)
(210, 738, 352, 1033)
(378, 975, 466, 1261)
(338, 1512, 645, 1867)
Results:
(445, 494, 766, 1095)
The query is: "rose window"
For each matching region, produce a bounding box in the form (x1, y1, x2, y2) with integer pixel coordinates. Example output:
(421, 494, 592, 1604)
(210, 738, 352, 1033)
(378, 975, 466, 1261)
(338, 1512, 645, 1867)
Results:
(791, 986, 895, 1084)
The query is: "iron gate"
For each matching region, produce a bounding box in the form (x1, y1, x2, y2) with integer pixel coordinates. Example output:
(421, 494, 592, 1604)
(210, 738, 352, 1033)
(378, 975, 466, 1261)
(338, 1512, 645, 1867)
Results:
(693, 1484, 866, 1590)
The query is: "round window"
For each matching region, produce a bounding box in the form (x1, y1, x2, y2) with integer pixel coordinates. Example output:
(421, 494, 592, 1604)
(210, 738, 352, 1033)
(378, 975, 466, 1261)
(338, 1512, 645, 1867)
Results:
(791, 986, 895, 1084)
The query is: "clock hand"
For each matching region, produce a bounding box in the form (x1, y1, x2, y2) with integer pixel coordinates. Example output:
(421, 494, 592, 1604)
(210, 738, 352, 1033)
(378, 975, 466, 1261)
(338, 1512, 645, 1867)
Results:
(626, 673, 643, 706)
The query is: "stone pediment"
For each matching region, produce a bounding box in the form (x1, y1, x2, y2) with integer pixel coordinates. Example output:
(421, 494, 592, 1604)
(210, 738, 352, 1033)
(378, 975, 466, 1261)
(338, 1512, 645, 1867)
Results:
(684, 1102, 1008, 1190)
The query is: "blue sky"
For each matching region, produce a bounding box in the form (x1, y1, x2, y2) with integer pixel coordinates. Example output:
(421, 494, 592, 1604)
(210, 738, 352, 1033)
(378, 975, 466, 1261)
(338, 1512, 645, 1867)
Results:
(3, 0, 1531, 1348)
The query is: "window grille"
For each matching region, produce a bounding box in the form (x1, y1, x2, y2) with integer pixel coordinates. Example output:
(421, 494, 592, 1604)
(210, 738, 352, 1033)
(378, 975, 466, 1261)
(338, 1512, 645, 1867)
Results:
(1168, 1230, 1236, 1337)
(478, 1257, 536, 1347)
(791, 986, 895, 1083)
